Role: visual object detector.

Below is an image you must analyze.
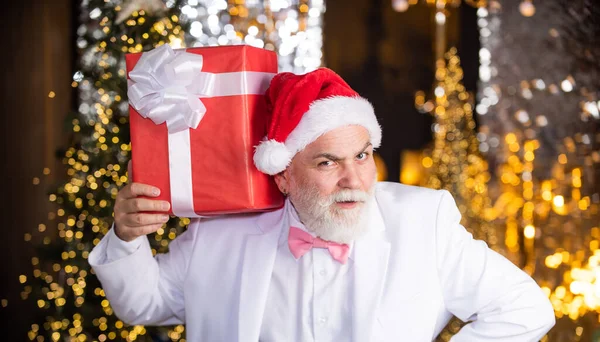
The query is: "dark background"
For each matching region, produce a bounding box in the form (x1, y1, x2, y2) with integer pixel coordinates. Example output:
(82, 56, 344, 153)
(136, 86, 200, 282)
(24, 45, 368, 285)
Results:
(0, 0, 75, 338)
(0, 0, 477, 339)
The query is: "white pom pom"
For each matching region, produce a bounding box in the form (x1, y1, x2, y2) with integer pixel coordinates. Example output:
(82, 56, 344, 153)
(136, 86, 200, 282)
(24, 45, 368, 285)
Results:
(253, 139, 292, 175)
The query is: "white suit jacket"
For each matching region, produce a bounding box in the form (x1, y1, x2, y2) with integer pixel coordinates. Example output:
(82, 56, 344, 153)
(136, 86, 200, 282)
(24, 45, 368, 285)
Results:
(89, 182, 555, 341)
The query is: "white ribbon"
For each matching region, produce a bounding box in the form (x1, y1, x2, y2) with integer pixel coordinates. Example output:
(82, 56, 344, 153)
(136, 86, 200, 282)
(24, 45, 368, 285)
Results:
(128, 44, 275, 217)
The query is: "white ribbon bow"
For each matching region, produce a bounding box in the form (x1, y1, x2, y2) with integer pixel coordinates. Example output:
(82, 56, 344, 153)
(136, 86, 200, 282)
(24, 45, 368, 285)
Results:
(127, 44, 208, 133)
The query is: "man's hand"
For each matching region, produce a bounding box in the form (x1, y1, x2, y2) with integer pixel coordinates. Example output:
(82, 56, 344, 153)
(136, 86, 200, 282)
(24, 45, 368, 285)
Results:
(113, 160, 171, 242)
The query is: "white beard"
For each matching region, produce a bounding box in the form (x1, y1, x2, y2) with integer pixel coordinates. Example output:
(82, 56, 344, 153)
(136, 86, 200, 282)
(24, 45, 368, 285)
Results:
(288, 180, 375, 244)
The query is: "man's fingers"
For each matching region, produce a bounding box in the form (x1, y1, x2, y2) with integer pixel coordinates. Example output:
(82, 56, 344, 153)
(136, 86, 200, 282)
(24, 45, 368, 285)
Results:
(120, 198, 170, 214)
(136, 224, 165, 237)
(123, 213, 170, 227)
(127, 160, 133, 183)
(115, 222, 165, 242)
(120, 182, 161, 200)
(131, 183, 161, 197)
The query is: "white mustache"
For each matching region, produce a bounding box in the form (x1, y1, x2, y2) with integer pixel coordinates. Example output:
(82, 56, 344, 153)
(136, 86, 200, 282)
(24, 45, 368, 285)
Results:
(318, 190, 371, 207)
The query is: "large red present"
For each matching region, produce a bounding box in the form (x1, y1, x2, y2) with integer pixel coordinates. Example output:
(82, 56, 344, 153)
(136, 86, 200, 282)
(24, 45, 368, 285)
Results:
(126, 44, 283, 217)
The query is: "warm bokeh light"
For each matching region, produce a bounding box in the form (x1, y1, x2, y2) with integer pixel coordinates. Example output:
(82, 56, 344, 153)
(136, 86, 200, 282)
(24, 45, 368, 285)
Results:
(524, 224, 535, 239)
(400, 150, 425, 185)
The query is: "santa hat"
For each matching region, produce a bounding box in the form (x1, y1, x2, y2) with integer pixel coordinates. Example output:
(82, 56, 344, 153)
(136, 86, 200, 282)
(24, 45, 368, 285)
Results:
(253, 68, 382, 175)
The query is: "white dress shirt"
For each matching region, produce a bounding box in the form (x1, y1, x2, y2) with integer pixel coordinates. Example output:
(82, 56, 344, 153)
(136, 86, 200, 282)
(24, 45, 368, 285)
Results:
(260, 201, 354, 341)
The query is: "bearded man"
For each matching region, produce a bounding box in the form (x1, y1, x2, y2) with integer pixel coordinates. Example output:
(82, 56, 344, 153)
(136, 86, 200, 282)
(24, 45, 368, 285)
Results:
(89, 68, 555, 341)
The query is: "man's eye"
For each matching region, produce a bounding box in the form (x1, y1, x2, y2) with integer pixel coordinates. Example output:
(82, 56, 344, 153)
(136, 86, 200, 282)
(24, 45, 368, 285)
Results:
(357, 152, 369, 160)
(318, 161, 333, 167)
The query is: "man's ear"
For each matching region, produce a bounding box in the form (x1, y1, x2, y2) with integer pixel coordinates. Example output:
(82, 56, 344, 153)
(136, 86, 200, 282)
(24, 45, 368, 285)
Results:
(273, 168, 291, 195)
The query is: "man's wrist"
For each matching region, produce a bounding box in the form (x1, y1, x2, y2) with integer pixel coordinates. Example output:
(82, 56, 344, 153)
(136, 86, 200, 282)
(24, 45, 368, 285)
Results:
(113, 224, 134, 242)
(106, 224, 143, 262)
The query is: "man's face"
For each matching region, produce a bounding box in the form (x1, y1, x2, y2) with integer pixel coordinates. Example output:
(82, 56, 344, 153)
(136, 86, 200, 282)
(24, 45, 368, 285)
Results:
(275, 125, 378, 243)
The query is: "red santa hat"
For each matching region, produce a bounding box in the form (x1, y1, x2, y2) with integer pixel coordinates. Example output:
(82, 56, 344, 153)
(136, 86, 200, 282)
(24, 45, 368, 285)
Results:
(253, 68, 382, 175)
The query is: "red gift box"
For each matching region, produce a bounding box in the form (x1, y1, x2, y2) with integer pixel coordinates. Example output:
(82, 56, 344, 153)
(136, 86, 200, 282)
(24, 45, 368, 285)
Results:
(126, 44, 284, 216)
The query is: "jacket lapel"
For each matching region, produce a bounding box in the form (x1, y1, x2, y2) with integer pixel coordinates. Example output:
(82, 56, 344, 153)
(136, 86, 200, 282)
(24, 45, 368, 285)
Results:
(352, 199, 391, 342)
(237, 206, 286, 341)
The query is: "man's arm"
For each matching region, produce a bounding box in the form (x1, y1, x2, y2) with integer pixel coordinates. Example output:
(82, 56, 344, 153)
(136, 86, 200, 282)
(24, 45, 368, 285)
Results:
(89, 224, 196, 326)
(435, 190, 555, 341)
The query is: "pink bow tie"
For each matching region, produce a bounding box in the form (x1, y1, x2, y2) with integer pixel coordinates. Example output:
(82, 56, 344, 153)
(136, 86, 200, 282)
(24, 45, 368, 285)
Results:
(288, 226, 350, 264)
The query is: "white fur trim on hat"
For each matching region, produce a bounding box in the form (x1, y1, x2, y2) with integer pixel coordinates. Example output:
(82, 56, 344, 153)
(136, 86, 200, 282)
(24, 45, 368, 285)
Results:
(253, 139, 293, 175)
(254, 96, 381, 175)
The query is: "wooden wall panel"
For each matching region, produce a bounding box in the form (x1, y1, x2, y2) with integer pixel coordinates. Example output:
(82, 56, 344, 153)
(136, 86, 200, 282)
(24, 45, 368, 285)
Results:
(0, 0, 73, 337)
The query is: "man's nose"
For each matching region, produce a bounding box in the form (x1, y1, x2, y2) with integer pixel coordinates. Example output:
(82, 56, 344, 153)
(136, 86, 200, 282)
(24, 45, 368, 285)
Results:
(338, 163, 362, 189)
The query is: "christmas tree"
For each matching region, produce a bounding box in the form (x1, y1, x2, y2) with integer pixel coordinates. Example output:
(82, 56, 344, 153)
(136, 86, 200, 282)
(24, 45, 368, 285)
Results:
(417, 47, 500, 342)
(418, 48, 497, 246)
(24, 0, 190, 340)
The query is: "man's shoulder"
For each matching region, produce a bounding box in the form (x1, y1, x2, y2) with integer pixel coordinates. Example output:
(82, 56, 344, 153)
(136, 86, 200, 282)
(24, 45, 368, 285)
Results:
(375, 181, 445, 206)
(374, 182, 448, 237)
(189, 205, 284, 235)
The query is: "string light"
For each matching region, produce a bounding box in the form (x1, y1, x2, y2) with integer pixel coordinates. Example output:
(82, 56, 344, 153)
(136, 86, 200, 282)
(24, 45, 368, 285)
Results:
(478, 0, 600, 339)
(391, 0, 487, 12)
(183, 0, 324, 73)
(392, 0, 410, 12)
(519, 0, 536, 17)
